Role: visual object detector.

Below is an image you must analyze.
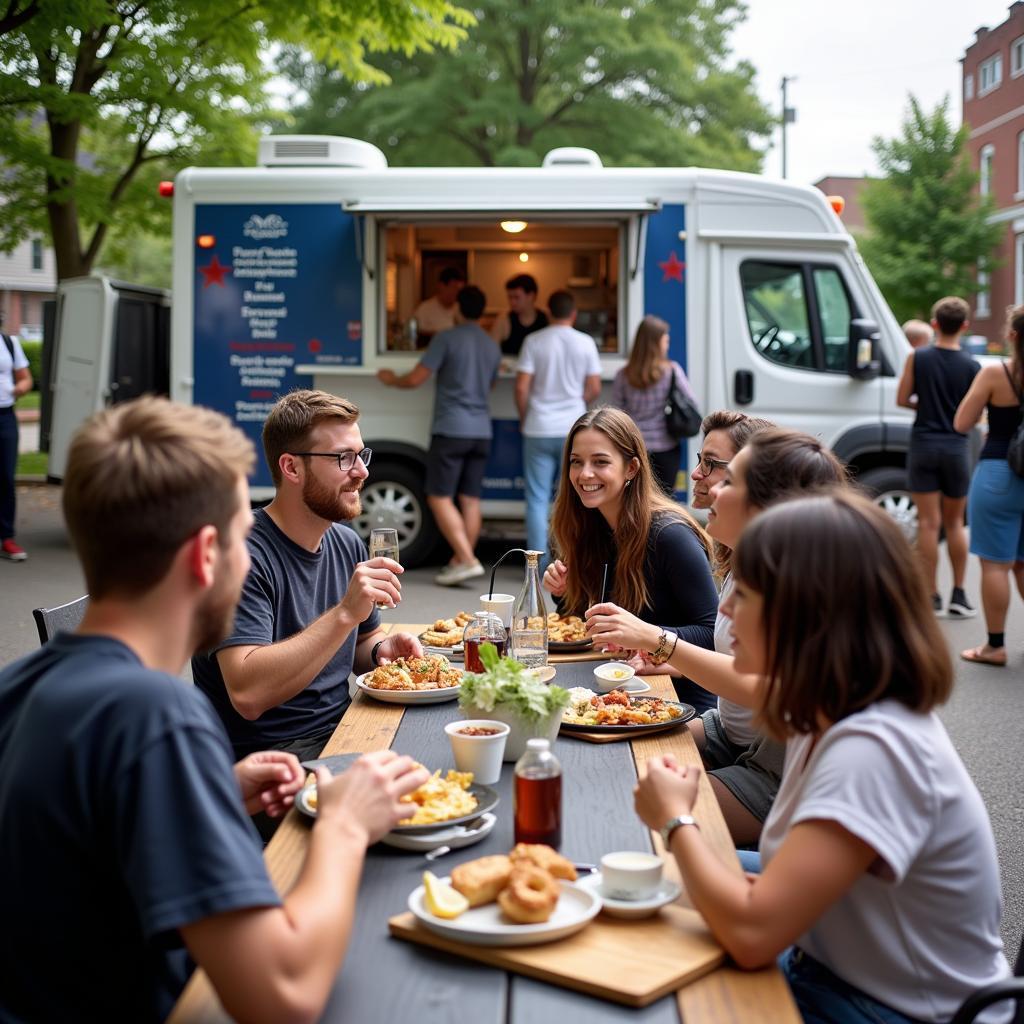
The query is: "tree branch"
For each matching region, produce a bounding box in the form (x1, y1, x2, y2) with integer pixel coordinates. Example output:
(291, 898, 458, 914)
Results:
(536, 75, 609, 133)
(0, 0, 39, 38)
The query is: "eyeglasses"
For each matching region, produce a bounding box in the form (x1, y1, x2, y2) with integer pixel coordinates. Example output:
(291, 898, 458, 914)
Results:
(289, 448, 372, 472)
(694, 452, 730, 478)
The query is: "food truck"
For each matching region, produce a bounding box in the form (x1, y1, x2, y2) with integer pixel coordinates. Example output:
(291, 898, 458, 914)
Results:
(49, 135, 917, 565)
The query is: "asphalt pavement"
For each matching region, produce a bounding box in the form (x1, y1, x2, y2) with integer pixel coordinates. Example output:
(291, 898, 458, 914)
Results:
(1, 484, 1021, 957)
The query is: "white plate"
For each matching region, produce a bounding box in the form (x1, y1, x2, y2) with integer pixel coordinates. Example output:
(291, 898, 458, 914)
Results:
(578, 872, 682, 919)
(408, 878, 600, 946)
(353, 672, 461, 705)
(379, 812, 496, 851)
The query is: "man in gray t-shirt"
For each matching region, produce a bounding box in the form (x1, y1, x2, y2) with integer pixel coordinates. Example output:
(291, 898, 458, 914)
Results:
(378, 285, 500, 586)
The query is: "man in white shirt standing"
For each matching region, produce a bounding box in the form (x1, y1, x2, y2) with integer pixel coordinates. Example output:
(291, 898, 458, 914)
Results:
(411, 267, 466, 346)
(0, 311, 33, 561)
(516, 290, 601, 561)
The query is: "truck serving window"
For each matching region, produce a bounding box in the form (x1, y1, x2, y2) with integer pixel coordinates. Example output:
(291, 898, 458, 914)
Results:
(740, 260, 857, 374)
(380, 220, 622, 354)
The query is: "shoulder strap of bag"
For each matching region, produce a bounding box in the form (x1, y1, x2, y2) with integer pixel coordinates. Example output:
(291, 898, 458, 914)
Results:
(1, 334, 13, 361)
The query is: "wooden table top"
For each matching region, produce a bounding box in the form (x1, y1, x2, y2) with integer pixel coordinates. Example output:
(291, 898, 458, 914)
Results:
(169, 625, 799, 1024)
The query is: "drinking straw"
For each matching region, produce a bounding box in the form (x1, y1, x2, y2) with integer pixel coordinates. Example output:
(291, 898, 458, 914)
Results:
(487, 548, 526, 601)
(599, 562, 609, 604)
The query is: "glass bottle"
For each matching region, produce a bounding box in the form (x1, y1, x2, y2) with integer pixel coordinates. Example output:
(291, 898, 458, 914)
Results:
(462, 610, 508, 673)
(514, 738, 562, 848)
(511, 549, 548, 669)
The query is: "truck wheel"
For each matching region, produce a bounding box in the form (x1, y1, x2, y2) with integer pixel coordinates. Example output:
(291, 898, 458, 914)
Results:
(858, 466, 917, 545)
(354, 460, 439, 568)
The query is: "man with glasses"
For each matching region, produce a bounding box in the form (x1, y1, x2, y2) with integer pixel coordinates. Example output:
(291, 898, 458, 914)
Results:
(192, 390, 423, 836)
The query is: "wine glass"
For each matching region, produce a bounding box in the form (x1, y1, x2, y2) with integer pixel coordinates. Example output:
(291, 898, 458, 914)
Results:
(368, 528, 400, 609)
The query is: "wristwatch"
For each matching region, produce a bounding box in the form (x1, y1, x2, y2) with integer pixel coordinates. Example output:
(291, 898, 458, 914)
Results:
(659, 814, 699, 847)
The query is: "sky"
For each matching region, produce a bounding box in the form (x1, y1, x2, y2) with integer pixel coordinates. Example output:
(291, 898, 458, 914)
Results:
(731, 0, 1014, 185)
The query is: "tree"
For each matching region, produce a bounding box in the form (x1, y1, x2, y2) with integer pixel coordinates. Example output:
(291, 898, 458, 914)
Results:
(283, 0, 773, 171)
(0, 0, 471, 280)
(859, 96, 1002, 324)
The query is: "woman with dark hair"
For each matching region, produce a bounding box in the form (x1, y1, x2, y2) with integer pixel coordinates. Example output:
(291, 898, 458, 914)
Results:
(587, 428, 845, 844)
(953, 304, 1024, 667)
(635, 491, 1011, 1024)
(610, 315, 696, 494)
(542, 407, 719, 712)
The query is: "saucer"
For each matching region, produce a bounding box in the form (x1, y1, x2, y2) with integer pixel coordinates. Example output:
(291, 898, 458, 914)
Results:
(578, 871, 682, 919)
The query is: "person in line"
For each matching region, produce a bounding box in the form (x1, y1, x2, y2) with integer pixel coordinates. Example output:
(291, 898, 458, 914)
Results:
(378, 285, 500, 586)
(0, 396, 429, 1023)
(897, 295, 980, 616)
(490, 273, 549, 357)
(586, 427, 846, 844)
(0, 311, 32, 561)
(636, 491, 1012, 1024)
(411, 266, 466, 345)
(516, 289, 602, 561)
(902, 318, 932, 349)
(954, 304, 1024, 667)
(610, 314, 697, 495)
(191, 390, 422, 828)
(542, 407, 719, 713)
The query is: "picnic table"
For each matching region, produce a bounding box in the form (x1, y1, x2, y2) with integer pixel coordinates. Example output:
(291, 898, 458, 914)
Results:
(170, 624, 799, 1023)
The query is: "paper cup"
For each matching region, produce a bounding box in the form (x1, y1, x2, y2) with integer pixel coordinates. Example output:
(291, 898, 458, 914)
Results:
(444, 719, 510, 784)
(599, 851, 663, 900)
(479, 593, 515, 628)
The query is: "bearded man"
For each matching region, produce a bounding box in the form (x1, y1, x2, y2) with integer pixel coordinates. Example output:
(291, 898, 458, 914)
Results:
(192, 390, 422, 835)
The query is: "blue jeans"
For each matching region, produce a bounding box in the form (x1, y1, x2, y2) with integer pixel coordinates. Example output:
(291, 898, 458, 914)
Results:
(781, 948, 925, 1024)
(522, 435, 565, 562)
(0, 407, 18, 540)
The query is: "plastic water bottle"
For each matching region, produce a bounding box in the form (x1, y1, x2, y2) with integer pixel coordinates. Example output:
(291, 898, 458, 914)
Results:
(514, 738, 562, 848)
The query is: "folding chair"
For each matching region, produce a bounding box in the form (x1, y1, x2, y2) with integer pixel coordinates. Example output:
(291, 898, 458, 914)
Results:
(32, 596, 89, 646)
(951, 930, 1024, 1024)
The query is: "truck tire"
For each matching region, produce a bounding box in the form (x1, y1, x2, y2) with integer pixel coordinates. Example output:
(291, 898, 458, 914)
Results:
(858, 466, 917, 545)
(353, 460, 440, 568)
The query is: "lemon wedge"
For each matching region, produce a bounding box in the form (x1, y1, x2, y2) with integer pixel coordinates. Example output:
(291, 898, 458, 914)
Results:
(423, 871, 469, 919)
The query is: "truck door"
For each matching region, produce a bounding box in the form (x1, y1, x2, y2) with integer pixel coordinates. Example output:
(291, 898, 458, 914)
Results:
(719, 247, 881, 443)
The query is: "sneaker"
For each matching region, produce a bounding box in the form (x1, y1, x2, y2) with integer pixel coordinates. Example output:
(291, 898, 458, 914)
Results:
(948, 588, 977, 618)
(0, 539, 27, 562)
(931, 593, 942, 614)
(434, 560, 485, 587)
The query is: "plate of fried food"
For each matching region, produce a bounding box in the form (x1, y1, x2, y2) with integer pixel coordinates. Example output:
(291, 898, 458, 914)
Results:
(530, 613, 593, 652)
(418, 613, 475, 658)
(560, 689, 695, 734)
(354, 654, 464, 704)
(410, 843, 600, 946)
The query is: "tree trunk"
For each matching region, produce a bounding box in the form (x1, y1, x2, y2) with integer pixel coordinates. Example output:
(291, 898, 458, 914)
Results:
(45, 116, 87, 280)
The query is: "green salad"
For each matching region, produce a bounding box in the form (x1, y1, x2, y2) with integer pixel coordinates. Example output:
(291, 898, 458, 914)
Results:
(459, 643, 569, 723)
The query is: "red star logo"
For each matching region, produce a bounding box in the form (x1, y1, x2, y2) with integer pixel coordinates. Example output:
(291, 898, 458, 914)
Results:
(198, 254, 231, 288)
(658, 251, 686, 283)
(308, 338, 323, 354)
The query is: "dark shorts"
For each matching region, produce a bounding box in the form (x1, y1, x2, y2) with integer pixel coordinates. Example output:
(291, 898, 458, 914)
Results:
(906, 446, 971, 498)
(425, 435, 491, 498)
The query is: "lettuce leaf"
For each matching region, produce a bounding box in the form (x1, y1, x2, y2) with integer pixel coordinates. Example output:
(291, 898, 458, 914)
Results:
(459, 643, 569, 723)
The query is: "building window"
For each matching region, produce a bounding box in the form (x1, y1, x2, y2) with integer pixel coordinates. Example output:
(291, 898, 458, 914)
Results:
(1016, 234, 1024, 306)
(980, 145, 995, 197)
(965, 73, 974, 100)
(1019, 132, 1024, 197)
(976, 268, 991, 319)
(31, 238, 42, 271)
(1013, 36, 1024, 77)
(979, 54, 1002, 94)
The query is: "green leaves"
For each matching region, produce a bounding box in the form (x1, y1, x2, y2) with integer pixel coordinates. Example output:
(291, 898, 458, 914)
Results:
(459, 643, 570, 722)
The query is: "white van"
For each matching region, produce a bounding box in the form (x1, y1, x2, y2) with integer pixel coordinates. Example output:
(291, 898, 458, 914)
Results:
(52, 135, 920, 564)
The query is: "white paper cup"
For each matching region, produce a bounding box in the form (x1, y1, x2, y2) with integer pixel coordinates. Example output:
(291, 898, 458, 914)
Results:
(592, 661, 636, 693)
(600, 851, 663, 900)
(444, 719, 510, 784)
(479, 593, 515, 628)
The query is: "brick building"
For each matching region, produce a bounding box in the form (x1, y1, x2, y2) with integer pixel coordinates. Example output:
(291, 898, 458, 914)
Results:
(813, 176, 870, 235)
(962, 2, 1024, 345)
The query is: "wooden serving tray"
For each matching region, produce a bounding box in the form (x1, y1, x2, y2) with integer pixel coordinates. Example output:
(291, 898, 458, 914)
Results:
(388, 902, 725, 1008)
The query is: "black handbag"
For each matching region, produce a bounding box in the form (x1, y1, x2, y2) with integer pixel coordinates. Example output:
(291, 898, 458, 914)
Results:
(664, 369, 702, 440)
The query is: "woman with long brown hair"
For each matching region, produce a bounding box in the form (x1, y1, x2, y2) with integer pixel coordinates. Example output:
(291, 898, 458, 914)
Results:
(610, 315, 696, 494)
(634, 492, 1011, 1024)
(543, 407, 719, 711)
(954, 304, 1024, 667)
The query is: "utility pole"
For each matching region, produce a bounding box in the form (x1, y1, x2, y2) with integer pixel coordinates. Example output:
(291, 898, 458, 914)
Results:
(780, 76, 797, 178)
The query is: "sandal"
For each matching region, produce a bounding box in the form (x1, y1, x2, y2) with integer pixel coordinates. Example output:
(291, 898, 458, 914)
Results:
(960, 645, 1007, 667)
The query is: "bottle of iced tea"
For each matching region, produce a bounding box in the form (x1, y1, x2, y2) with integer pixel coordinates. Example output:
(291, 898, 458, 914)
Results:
(462, 610, 508, 673)
(513, 738, 562, 848)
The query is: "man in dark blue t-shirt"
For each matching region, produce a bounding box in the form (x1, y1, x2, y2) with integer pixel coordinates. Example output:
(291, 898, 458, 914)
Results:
(0, 397, 427, 1023)
(192, 390, 423, 772)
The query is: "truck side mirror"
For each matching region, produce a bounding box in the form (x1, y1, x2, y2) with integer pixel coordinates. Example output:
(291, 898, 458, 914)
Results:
(848, 318, 881, 381)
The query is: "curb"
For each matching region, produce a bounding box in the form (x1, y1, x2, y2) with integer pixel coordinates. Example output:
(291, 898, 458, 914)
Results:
(15, 409, 40, 424)
(14, 475, 49, 486)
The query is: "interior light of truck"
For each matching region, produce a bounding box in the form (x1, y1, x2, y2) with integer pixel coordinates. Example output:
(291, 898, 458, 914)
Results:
(158, 181, 174, 197)
(197, 235, 216, 249)
(501, 220, 528, 233)
(519, 252, 529, 262)
(827, 195, 845, 216)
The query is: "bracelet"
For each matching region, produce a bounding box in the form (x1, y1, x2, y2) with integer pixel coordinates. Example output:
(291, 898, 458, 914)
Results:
(370, 639, 386, 667)
(649, 629, 678, 666)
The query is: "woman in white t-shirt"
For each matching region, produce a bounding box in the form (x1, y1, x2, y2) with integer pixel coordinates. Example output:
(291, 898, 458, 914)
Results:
(634, 491, 1012, 1024)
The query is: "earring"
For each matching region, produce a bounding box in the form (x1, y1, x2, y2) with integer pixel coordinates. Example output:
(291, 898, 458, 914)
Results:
(625, 478, 633, 487)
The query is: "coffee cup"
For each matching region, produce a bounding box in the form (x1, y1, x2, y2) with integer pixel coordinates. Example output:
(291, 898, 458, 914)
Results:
(479, 592, 515, 628)
(599, 851, 663, 900)
(444, 719, 510, 785)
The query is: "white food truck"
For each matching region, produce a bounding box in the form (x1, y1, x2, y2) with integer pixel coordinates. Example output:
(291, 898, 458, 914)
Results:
(49, 135, 918, 565)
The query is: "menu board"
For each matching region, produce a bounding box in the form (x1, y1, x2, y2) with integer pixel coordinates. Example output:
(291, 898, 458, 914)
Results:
(192, 203, 362, 488)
